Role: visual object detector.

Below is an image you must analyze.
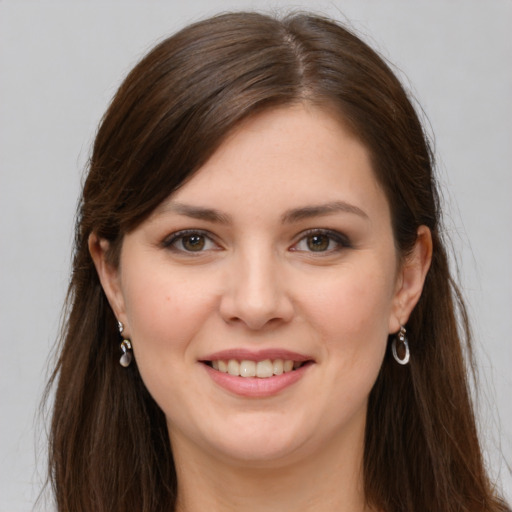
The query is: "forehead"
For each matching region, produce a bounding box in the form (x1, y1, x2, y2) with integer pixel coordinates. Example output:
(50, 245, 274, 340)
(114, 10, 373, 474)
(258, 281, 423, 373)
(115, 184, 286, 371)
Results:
(155, 105, 388, 223)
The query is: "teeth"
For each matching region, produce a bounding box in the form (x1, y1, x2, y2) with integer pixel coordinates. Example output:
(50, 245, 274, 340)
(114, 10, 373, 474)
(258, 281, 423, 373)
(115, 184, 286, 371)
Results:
(227, 359, 240, 376)
(240, 360, 256, 377)
(256, 359, 273, 378)
(210, 358, 304, 378)
(283, 360, 294, 373)
(273, 359, 284, 375)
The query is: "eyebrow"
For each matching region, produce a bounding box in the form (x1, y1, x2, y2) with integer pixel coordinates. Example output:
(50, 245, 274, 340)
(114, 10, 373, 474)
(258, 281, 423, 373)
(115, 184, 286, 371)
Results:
(156, 200, 368, 224)
(156, 202, 233, 224)
(281, 201, 369, 223)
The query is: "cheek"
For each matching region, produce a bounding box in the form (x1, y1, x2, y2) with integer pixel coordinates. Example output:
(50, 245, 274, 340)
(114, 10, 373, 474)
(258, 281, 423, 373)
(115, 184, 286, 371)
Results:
(120, 262, 217, 364)
(119, 264, 218, 420)
(303, 260, 397, 341)
(298, 256, 396, 394)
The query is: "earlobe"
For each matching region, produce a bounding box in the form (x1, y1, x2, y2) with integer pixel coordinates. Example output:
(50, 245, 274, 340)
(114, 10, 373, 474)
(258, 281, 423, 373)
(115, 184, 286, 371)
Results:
(88, 233, 127, 323)
(389, 225, 433, 332)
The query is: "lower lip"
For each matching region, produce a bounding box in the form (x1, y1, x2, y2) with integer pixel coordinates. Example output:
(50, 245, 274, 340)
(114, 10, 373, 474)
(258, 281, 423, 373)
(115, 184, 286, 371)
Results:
(203, 363, 312, 398)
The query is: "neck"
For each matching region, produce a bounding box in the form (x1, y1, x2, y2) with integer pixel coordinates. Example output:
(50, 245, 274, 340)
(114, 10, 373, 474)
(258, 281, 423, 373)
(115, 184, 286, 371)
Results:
(171, 424, 370, 512)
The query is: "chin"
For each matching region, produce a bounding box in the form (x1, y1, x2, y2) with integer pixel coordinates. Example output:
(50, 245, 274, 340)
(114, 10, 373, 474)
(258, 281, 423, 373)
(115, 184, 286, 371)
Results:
(213, 436, 304, 467)
(195, 412, 316, 466)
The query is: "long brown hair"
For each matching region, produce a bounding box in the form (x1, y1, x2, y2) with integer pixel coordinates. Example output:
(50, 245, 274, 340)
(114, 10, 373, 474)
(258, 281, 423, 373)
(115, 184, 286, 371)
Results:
(45, 11, 508, 511)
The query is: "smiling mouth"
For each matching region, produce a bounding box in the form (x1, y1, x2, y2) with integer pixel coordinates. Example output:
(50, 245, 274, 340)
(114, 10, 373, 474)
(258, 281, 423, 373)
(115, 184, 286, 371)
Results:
(204, 359, 310, 378)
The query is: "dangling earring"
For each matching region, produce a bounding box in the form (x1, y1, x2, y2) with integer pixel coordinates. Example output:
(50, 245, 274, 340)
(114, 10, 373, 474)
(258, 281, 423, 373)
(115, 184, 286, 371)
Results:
(391, 326, 410, 365)
(118, 321, 133, 367)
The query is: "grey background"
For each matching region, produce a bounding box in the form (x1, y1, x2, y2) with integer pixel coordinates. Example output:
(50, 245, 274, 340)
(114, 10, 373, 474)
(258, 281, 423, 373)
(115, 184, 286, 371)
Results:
(1, 1, 510, 510)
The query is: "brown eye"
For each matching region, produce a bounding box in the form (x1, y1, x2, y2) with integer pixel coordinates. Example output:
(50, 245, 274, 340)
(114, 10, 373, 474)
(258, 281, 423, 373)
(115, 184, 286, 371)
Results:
(306, 234, 330, 251)
(164, 230, 218, 253)
(290, 229, 351, 254)
(181, 234, 206, 251)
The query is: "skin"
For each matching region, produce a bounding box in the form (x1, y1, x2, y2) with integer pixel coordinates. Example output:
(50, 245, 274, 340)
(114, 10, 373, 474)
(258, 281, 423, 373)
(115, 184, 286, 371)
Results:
(91, 104, 432, 512)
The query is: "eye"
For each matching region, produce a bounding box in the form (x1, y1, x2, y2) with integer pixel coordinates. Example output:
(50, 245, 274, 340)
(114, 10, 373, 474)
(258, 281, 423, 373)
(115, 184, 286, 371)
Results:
(163, 230, 219, 253)
(291, 229, 351, 253)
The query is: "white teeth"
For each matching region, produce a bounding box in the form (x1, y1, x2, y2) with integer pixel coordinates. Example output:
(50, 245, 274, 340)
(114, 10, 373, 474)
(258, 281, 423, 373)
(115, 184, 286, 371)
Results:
(210, 358, 305, 378)
(240, 360, 256, 377)
(227, 359, 240, 376)
(283, 360, 294, 373)
(273, 359, 284, 375)
(256, 359, 273, 378)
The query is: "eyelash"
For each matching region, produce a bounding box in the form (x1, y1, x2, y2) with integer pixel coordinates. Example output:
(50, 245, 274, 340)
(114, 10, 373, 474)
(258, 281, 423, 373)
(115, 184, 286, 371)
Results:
(162, 229, 220, 254)
(162, 228, 351, 255)
(290, 229, 352, 254)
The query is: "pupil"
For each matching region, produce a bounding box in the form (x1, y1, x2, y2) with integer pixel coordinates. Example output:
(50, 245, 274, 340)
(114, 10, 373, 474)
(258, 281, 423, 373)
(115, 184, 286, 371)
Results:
(184, 235, 205, 251)
(307, 234, 329, 251)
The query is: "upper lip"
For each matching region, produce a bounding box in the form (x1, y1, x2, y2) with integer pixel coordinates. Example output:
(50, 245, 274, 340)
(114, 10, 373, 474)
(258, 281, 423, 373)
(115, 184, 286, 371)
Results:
(200, 348, 314, 362)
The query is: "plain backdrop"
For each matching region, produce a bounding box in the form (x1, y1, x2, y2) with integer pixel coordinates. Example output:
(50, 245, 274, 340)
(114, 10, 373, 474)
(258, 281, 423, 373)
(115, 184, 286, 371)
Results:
(0, 1, 511, 510)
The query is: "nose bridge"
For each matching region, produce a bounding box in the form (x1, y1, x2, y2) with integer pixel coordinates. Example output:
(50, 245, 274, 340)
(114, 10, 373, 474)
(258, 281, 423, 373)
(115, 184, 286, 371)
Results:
(220, 239, 293, 330)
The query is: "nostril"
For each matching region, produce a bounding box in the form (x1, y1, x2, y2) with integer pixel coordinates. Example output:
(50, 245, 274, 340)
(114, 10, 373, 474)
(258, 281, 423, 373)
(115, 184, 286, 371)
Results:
(218, 272, 294, 330)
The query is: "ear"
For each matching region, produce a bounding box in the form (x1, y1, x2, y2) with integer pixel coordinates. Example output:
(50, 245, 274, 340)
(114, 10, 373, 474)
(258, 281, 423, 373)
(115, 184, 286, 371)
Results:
(389, 225, 433, 333)
(88, 233, 127, 328)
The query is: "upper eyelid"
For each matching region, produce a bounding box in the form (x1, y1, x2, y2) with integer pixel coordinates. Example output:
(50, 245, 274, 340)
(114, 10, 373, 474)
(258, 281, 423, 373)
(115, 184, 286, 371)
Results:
(292, 228, 351, 246)
(161, 227, 350, 250)
(162, 229, 219, 248)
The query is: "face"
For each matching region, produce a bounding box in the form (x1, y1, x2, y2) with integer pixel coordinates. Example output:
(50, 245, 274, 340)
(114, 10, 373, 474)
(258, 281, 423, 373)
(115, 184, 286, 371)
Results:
(97, 105, 420, 468)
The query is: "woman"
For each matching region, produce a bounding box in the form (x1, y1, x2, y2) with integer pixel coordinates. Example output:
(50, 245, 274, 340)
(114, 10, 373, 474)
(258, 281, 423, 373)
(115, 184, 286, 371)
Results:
(46, 11, 509, 512)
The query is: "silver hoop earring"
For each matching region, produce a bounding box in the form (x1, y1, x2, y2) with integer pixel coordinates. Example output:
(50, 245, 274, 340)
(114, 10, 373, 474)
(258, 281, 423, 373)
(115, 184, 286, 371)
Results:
(391, 326, 410, 365)
(119, 339, 133, 367)
(118, 321, 124, 334)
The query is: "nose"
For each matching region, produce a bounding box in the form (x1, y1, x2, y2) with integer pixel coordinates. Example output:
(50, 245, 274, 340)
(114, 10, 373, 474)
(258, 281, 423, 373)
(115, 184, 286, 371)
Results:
(219, 247, 294, 331)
